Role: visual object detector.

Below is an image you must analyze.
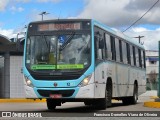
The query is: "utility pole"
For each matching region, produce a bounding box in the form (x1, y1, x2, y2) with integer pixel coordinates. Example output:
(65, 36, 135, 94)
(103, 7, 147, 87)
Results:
(39, 11, 50, 21)
(134, 35, 144, 43)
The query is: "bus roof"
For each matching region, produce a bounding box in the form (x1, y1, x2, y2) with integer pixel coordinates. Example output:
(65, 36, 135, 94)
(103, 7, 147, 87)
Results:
(28, 19, 144, 49)
(92, 19, 145, 49)
(28, 19, 92, 24)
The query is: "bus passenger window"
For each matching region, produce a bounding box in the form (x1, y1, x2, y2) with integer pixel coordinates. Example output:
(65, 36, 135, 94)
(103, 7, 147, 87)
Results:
(115, 38, 120, 62)
(105, 34, 112, 60)
(110, 36, 116, 61)
(141, 50, 145, 68)
(94, 35, 103, 60)
(130, 45, 134, 66)
(126, 43, 131, 64)
(133, 46, 136, 66)
(135, 48, 139, 67)
(143, 51, 146, 68)
(119, 40, 123, 62)
(122, 41, 127, 64)
(138, 49, 142, 67)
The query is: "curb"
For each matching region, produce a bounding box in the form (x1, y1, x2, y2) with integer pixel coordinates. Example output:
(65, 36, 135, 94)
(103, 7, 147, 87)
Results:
(0, 99, 119, 103)
(150, 96, 159, 99)
(0, 99, 46, 103)
(144, 101, 160, 108)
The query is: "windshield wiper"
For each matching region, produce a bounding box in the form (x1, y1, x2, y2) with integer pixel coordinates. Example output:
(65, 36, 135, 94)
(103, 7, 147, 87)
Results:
(59, 32, 75, 51)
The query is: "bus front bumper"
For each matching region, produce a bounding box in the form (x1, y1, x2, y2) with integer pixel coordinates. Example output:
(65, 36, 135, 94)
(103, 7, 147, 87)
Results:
(25, 84, 95, 99)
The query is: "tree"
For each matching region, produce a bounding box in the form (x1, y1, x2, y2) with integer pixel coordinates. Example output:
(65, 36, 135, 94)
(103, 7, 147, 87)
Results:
(148, 70, 157, 83)
(148, 70, 157, 90)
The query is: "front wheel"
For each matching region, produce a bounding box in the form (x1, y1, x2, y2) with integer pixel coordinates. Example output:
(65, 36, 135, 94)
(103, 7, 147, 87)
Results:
(94, 83, 112, 109)
(84, 101, 92, 106)
(46, 99, 57, 110)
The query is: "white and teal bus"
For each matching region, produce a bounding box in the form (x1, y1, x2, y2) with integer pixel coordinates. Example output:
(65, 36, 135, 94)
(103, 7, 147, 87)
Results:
(23, 19, 146, 110)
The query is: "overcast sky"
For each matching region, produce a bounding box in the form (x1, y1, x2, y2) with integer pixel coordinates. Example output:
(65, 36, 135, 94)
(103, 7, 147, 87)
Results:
(0, 0, 160, 50)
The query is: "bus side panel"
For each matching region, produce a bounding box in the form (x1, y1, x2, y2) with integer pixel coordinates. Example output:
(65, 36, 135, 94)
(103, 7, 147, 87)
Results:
(138, 70, 146, 95)
(94, 61, 117, 98)
(94, 62, 106, 98)
(116, 63, 129, 97)
(127, 67, 135, 96)
(106, 61, 117, 98)
(129, 68, 146, 97)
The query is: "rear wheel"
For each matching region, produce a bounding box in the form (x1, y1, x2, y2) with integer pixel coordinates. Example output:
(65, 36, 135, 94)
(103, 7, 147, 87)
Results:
(122, 83, 138, 105)
(46, 99, 57, 110)
(130, 83, 138, 104)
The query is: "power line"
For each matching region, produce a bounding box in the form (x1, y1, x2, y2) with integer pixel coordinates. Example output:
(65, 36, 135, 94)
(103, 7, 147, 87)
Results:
(122, 0, 159, 33)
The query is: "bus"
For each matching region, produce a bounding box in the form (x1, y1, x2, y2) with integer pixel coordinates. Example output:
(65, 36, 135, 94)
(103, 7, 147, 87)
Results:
(23, 19, 146, 110)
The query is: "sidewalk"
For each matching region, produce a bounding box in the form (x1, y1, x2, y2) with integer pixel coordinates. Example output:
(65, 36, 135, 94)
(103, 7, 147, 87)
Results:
(141, 90, 160, 108)
(140, 90, 158, 97)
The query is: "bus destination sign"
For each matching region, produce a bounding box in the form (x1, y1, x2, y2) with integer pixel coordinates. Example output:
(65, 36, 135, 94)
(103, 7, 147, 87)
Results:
(38, 23, 81, 31)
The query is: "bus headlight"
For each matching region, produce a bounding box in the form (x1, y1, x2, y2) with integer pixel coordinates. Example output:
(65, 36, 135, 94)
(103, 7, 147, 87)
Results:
(79, 75, 92, 87)
(24, 76, 34, 87)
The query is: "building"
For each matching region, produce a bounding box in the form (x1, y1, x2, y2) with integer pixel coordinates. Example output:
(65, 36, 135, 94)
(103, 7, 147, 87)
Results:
(0, 34, 24, 98)
(145, 50, 159, 90)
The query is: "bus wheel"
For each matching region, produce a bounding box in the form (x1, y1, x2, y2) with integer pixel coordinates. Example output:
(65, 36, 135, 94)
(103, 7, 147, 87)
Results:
(84, 101, 92, 106)
(46, 99, 57, 110)
(106, 82, 112, 107)
(122, 84, 138, 105)
(130, 83, 138, 104)
(94, 82, 112, 109)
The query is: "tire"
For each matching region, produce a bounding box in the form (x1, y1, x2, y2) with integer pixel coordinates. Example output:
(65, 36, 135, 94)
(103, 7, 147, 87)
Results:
(84, 101, 92, 106)
(46, 99, 57, 110)
(122, 84, 138, 105)
(130, 83, 138, 104)
(94, 83, 112, 109)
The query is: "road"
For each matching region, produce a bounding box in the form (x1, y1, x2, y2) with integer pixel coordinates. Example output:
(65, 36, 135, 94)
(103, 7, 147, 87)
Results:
(0, 96, 159, 118)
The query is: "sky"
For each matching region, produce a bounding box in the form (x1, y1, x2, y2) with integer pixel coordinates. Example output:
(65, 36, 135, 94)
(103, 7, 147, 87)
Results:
(0, 0, 160, 50)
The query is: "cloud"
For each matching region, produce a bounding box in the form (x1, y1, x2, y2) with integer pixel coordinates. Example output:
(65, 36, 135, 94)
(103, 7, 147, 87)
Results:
(0, 28, 15, 38)
(0, 0, 9, 11)
(26, 9, 57, 22)
(14, 0, 31, 3)
(10, 6, 24, 12)
(124, 27, 160, 50)
(36, 0, 62, 3)
(0, 0, 28, 12)
(77, 0, 160, 27)
(0, 0, 62, 12)
(76, 0, 160, 50)
(132, 27, 149, 32)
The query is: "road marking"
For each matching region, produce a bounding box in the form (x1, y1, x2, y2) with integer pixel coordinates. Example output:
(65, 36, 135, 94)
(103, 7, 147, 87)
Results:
(0, 99, 46, 103)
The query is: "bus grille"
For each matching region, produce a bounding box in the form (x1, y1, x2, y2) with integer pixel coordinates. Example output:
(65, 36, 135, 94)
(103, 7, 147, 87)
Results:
(37, 90, 75, 97)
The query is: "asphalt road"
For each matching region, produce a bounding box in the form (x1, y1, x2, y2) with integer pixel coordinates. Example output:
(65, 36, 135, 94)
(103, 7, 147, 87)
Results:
(0, 96, 160, 119)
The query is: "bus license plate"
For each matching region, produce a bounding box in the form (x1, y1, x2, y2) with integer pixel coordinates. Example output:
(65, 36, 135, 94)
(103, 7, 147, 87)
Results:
(50, 94, 62, 98)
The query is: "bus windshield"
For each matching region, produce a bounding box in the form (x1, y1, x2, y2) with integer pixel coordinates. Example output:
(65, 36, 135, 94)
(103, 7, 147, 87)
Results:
(25, 32, 91, 72)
